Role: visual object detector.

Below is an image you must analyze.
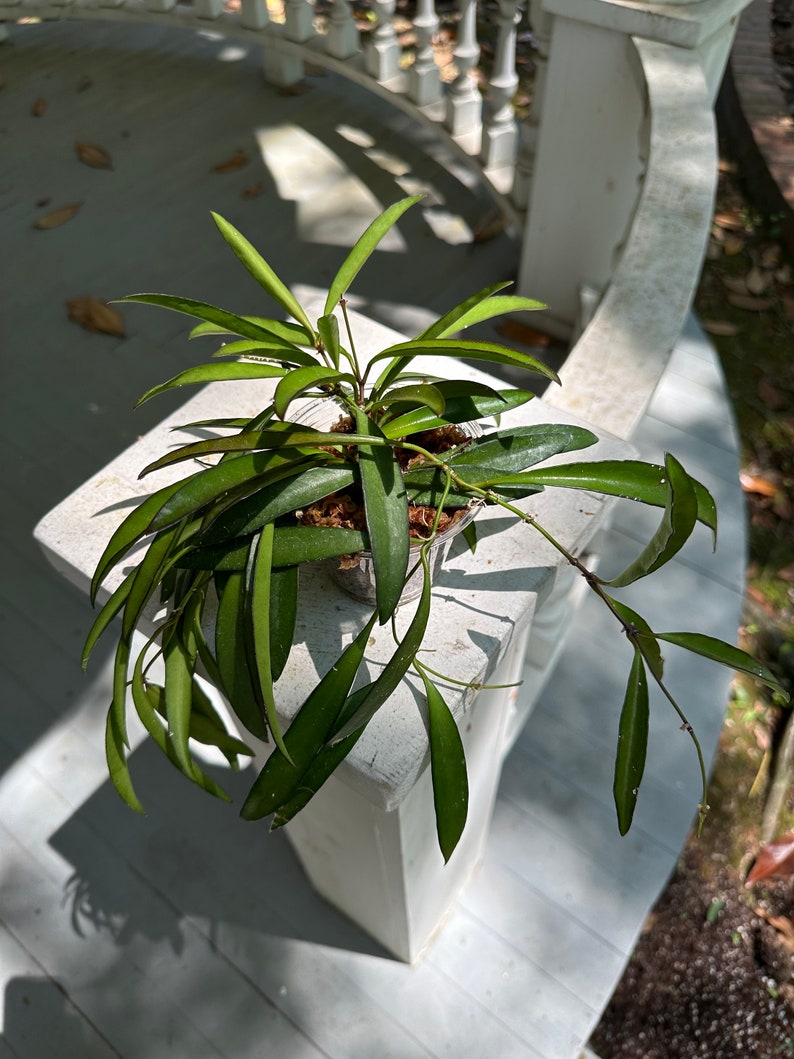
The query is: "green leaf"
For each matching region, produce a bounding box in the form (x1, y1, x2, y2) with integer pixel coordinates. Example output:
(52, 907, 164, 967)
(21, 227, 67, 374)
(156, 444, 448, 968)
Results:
(416, 282, 513, 340)
(426, 294, 546, 339)
(121, 521, 195, 642)
(613, 650, 649, 836)
(606, 454, 698, 587)
(656, 632, 789, 696)
(211, 212, 316, 337)
(324, 196, 422, 315)
(136, 362, 287, 407)
(210, 339, 315, 364)
(246, 525, 291, 759)
(318, 313, 342, 369)
(214, 570, 268, 739)
(90, 477, 194, 603)
(382, 384, 532, 438)
(420, 670, 469, 862)
(331, 553, 433, 741)
(462, 521, 477, 554)
(190, 316, 312, 346)
(354, 408, 409, 623)
(269, 564, 298, 681)
(495, 459, 718, 538)
(608, 598, 664, 681)
(138, 427, 319, 477)
(370, 338, 558, 395)
(163, 609, 198, 776)
(120, 293, 308, 346)
(271, 682, 376, 827)
(175, 526, 370, 572)
(376, 383, 446, 418)
(240, 612, 378, 820)
(83, 568, 136, 669)
(273, 366, 351, 419)
(199, 465, 357, 545)
(105, 704, 145, 814)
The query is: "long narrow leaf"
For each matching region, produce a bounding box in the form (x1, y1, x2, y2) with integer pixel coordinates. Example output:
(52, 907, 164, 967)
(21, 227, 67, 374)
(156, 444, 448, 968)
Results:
(83, 568, 136, 669)
(163, 607, 199, 776)
(240, 612, 378, 820)
(211, 212, 316, 337)
(269, 565, 298, 681)
(657, 632, 788, 695)
(214, 571, 268, 739)
(324, 195, 422, 314)
(331, 554, 433, 742)
(247, 526, 291, 759)
(382, 384, 532, 438)
(136, 362, 287, 406)
(176, 526, 370, 572)
(613, 650, 649, 835)
(105, 705, 145, 814)
(120, 293, 308, 346)
(428, 295, 546, 339)
(273, 366, 351, 419)
(191, 316, 312, 345)
(415, 282, 512, 340)
(354, 408, 409, 622)
(420, 670, 469, 862)
(317, 313, 342, 369)
(608, 598, 664, 680)
(490, 460, 718, 538)
(606, 454, 698, 587)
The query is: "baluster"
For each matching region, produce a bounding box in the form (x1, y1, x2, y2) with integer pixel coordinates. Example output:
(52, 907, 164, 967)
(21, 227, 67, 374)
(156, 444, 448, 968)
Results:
(284, 0, 314, 42)
(240, 0, 269, 28)
(194, 0, 224, 17)
(512, 0, 551, 209)
(481, 0, 521, 169)
(145, 0, 178, 12)
(366, 0, 400, 83)
(409, 0, 441, 107)
(327, 0, 359, 59)
(445, 0, 481, 136)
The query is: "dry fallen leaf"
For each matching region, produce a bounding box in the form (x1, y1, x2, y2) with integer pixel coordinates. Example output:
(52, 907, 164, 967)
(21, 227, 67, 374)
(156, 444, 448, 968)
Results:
(76, 141, 113, 169)
(720, 275, 748, 295)
(758, 377, 787, 411)
(277, 81, 312, 97)
(701, 319, 741, 337)
(242, 182, 264, 199)
(31, 97, 47, 117)
(727, 293, 776, 312)
(713, 209, 746, 232)
(723, 234, 746, 256)
(745, 266, 767, 295)
(759, 243, 781, 269)
(746, 830, 794, 885)
(740, 471, 779, 497)
(66, 295, 125, 337)
(34, 202, 83, 229)
(212, 150, 250, 173)
(472, 207, 506, 244)
(496, 318, 552, 347)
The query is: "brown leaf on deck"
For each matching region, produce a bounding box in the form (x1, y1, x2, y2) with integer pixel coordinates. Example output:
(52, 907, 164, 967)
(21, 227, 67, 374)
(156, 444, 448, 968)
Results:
(471, 207, 506, 244)
(242, 182, 264, 199)
(701, 319, 741, 337)
(727, 293, 776, 312)
(31, 97, 47, 117)
(277, 81, 312, 97)
(76, 141, 113, 169)
(740, 471, 779, 497)
(713, 210, 747, 232)
(746, 831, 794, 885)
(66, 295, 125, 337)
(34, 202, 83, 229)
(723, 234, 746, 256)
(496, 319, 552, 347)
(745, 266, 768, 295)
(212, 150, 250, 173)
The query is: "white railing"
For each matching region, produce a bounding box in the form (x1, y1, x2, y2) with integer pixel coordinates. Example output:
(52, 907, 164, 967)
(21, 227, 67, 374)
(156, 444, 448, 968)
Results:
(1, 0, 753, 437)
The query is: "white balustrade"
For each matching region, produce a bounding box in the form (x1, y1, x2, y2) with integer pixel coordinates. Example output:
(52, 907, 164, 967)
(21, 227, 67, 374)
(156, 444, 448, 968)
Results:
(445, 0, 481, 137)
(365, 0, 400, 83)
(481, 0, 522, 170)
(326, 0, 359, 59)
(408, 0, 442, 107)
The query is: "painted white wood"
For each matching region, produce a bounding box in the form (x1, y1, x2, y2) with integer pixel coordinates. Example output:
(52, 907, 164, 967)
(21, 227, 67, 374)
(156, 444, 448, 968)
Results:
(408, 0, 442, 106)
(326, 0, 359, 59)
(481, 0, 521, 170)
(445, 0, 481, 137)
(365, 0, 400, 81)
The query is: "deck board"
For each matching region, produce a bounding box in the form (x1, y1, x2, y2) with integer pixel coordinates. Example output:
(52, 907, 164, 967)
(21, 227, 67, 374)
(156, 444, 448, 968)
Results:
(0, 18, 745, 1059)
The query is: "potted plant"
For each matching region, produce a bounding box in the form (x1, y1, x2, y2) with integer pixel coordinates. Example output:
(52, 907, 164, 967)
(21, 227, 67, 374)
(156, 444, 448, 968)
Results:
(83, 195, 785, 864)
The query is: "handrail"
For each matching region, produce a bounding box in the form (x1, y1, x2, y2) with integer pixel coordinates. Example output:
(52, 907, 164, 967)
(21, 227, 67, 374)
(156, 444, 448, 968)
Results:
(542, 36, 718, 439)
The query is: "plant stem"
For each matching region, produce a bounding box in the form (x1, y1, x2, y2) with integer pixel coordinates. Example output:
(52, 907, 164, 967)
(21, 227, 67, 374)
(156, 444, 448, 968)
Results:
(338, 298, 365, 405)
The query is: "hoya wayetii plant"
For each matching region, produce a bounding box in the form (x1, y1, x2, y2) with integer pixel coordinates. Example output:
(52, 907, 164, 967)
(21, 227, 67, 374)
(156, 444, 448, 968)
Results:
(84, 196, 786, 861)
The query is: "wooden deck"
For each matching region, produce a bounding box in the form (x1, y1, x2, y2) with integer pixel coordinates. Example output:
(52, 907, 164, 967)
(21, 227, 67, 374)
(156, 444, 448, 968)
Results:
(1, 20, 745, 1058)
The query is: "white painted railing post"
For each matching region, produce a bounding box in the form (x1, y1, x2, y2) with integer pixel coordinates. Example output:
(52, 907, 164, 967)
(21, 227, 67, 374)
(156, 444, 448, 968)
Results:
(480, 0, 522, 170)
(326, 0, 359, 59)
(365, 0, 400, 82)
(284, 0, 315, 41)
(240, 0, 269, 29)
(511, 0, 552, 210)
(409, 0, 442, 106)
(194, 0, 224, 18)
(445, 0, 482, 137)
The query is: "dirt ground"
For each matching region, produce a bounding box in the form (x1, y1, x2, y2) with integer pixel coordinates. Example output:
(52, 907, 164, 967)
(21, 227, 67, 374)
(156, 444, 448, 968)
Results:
(591, 31, 794, 1058)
